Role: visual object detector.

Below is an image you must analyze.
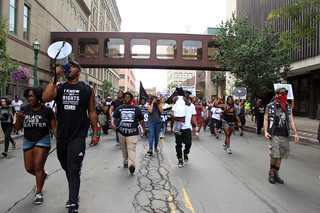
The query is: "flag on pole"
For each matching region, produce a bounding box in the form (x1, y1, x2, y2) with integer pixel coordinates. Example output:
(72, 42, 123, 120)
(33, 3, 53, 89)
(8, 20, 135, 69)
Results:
(139, 81, 149, 105)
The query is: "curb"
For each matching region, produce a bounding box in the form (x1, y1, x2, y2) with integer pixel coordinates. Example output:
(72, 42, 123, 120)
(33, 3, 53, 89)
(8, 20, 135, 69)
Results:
(242, 126, 319, 146)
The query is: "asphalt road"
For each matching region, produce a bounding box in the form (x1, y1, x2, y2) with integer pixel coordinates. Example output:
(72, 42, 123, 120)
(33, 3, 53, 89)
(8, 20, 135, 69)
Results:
(0, 129, 319, 213)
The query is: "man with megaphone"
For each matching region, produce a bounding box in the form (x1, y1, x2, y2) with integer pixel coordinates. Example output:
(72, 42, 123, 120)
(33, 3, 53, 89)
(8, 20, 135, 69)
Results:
(42, 60, 99, 213)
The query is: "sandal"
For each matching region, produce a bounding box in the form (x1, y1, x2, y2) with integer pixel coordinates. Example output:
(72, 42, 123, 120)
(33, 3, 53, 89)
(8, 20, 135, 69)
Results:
(155, 148, 159, 153)
(12, 142, 16, 150)
(147, 150, 153, 155)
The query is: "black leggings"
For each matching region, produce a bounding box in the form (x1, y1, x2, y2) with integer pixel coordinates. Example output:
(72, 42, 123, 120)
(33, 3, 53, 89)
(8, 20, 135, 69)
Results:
(57, 137, 86, 205)
(1, 123, 14, 152)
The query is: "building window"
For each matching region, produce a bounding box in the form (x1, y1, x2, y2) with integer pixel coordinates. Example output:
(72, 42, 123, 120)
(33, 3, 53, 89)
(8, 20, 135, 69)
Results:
(174, 73, 178, 78)
(179, 73, 182, 78)
(23, 5, 30, 40)
(179, 81, 182, 84)
(156, 39, 177, 59)
(120, 74, 125, 79)
(182, 40, 202, 60)
(9, 0, 17, 33)
(104, 38, 125, 58)
(189, 73, 193, 78)
(127, 76, 129, 81)
(130, 39, 151, 59)
(184, 73, 188, 79)
(174, 81, 178, 85)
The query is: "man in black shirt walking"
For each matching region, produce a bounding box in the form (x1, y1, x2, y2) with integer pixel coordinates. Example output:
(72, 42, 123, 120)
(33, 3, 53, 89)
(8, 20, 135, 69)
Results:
(264, 87, 299, 185)
(111, 92, 145, 173)
(43, 61, 99, 213)
(109, 90, 124, 145)
(252, 99, 265, 136)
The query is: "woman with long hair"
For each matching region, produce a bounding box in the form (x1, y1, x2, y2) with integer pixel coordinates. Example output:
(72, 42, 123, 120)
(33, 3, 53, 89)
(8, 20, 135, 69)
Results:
(0, 97, 16, 156)
(214, 95, 242, 154)
(159, 96, 169, 139)
(201, 101, 210, 131)
(15, 87, 57, 205)
(147, 96, 163, 155)
(192, 96, 207, 138)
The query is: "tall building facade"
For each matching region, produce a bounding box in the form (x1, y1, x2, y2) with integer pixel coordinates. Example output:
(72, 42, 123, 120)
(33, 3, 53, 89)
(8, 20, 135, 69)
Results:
(119, 69, 136, 92)
(167, 70, 195, 87)
(226, 0, 320, 118)
(0, 0, 121, 101)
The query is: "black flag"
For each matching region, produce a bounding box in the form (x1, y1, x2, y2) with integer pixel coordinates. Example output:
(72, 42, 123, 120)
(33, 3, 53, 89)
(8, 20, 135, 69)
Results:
(139, 81, 149, 105)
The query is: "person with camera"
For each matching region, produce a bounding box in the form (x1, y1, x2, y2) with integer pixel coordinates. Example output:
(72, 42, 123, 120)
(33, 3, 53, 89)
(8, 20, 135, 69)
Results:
(1, 97, 16, 156)
(42, 60, 99, 213)
(111, 92, 145, 173)
(147, 95, 163, 155)
(14, 87, 57, 205)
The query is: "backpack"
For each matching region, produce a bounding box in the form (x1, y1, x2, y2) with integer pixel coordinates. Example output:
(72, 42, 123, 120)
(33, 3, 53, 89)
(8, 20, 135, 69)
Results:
(98, 113, 107, 126)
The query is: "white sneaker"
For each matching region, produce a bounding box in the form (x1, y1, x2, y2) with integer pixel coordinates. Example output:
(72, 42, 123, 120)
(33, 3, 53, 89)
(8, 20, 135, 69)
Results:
(226, 148, 232, 154)
(196, 132, 199, 136)
(222, 143, 227, 150)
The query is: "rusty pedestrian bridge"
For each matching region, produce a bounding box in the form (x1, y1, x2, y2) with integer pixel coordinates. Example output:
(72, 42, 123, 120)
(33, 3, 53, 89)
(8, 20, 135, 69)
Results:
(51, 31, 221, 70)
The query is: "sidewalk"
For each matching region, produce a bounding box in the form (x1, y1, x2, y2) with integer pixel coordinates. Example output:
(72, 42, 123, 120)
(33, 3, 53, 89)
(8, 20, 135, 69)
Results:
(243, 116, 319, 145)
(0, 116, 319, 144)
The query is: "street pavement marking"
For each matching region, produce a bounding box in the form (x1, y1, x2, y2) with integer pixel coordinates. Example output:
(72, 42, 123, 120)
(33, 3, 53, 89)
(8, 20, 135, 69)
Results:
(161, 137, 195, 212)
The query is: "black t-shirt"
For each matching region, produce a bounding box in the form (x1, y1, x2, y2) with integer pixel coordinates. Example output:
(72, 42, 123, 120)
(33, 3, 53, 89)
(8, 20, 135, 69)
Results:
(55, 81, 91, 139)
(273, 104, 289, 136)
(0, 105, 15, 124)
(113, 105, 144, 136)
(21, 105, 55, 142)
(254, 105, 266, 118)
(111, 99, 124, 111)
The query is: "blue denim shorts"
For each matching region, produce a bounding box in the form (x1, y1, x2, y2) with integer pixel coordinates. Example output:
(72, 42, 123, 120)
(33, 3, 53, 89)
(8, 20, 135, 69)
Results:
(23, 134, 51, 152)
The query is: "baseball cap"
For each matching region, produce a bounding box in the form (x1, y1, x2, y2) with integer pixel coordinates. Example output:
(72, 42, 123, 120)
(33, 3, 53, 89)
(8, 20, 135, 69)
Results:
(123, 91, 133, 99)
(69, 60, 82, 71)
(107, 96, 111, 99)
(15, 95, 19, 99)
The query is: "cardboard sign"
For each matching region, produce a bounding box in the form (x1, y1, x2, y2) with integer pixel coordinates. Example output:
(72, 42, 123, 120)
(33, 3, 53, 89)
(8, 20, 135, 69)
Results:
(274, 84, 294, 99)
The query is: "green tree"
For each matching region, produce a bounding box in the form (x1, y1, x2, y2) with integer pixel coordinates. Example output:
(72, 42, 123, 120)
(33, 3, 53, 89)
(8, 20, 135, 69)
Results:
(265, 0, 320, 49)
(131, 90, 138, 99)
(101, 79, 113, 98)
(166, 82, 177, 93)
(0, 17, 18, 86)
(212, 13, 291, 98)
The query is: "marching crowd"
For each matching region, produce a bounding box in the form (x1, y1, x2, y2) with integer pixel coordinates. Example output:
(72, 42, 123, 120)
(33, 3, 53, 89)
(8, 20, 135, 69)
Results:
(2, 60, 317, 213)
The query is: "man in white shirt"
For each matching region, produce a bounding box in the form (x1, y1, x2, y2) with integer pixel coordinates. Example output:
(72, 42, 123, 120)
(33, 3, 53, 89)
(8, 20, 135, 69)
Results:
(170, 97, 197, 167)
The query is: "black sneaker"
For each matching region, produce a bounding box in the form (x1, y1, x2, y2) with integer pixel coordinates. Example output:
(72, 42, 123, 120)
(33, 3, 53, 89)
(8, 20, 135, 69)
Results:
(178, 158, 183, 167)
(2, 151, 7, 157)
(129, 165, 135, 173)
(184, 154, 189, 163)
(240, 132, 244, 136)
(34, 193, 44, 205)
(69, 204, 79, 213)
(123, 164, 128, 168)
(275, 170, 284, 184)
(269, 169, 276, 184)
(66, 200, 71, 208)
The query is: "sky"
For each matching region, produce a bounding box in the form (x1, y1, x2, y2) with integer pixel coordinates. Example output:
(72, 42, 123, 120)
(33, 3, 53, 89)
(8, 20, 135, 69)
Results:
(116, 0, 226, 91)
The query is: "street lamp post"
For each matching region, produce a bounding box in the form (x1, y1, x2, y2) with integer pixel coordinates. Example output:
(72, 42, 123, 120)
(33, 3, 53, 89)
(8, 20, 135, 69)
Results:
(33, 39, 40, 86)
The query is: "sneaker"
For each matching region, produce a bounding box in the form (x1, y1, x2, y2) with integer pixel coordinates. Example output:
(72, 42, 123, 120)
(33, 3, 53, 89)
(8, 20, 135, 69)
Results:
(2, 151, 7, 157)
(222, 143, 227, 150)
(226, 148, 232, 154)
(240, 132, 244, 136)
(184, 153, 189, 163)
(34, 193, 44, 205)
(69, 204, 79, 213)
(178, 158, 183, 167)
(215, 135, 219, 139)
(269, 169, 276, 184)
(129, 165, 135, 173)
(196, 131, 199, 136)
(258, 134, 261, 137)
(123, 164, 128, 168)
(66, 200, 71, 208)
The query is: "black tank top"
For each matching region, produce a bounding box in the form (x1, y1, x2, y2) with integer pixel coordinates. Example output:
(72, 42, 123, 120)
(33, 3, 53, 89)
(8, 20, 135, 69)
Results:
(223, 106, 235, 122)
(56, 81, 91, 139)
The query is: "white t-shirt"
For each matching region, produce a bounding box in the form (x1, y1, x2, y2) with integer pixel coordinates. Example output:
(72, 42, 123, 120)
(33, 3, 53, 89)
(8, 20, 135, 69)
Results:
(211, 107, 222, 120)
(181, 103, 196, 130)
(11, 100, 23, 111)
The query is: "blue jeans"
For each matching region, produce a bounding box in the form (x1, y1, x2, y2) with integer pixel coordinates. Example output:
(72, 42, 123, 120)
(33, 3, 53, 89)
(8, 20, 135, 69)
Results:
(148, 122, 162, 150)
(160, 121, 167, 136)
(114, 118, 120, 143)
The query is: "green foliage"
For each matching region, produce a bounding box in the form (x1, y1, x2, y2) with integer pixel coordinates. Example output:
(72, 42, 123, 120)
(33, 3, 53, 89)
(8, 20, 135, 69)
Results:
(0, 17, 18, 87)
(131, 90, 138, 99)
(166, 82, 177, 93)
(101, 79, 113, 98)
(266, 0, 320, 50)
(212, 13, 292, 98)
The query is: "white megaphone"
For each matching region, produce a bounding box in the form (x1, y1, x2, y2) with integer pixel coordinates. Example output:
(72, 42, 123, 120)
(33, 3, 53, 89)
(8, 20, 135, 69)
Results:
(47, 41, 72, 75)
